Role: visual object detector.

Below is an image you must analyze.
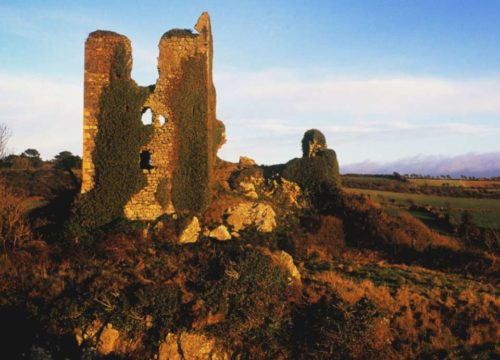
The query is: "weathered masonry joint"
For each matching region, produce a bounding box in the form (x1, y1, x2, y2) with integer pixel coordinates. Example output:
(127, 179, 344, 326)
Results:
(81, 12, 225, 223)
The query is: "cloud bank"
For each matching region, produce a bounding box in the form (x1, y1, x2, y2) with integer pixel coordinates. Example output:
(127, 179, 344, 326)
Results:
(1, 68, 499, 165)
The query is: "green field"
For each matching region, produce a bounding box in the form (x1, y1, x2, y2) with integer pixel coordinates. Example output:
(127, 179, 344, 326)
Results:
(344, 187, 500, 229)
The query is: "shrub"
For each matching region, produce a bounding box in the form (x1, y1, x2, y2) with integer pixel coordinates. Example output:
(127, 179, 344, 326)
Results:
(300, 215, 345, 257)
(292, 292, 384, 359)
(197, 244, 294, 357)
(0, 181, 32, 251)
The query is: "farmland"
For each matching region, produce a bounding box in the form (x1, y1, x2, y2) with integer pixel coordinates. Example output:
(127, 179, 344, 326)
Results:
(344, 187, 500, 230)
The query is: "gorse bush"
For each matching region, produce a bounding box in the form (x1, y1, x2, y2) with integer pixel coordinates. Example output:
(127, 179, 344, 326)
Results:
(293, 294, 384, 359)
(193, 243, 295, 358)
(74, 44, 152, 227)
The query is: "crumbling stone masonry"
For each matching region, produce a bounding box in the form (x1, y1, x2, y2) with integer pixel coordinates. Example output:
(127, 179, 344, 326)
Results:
(81, 13, 225, 221)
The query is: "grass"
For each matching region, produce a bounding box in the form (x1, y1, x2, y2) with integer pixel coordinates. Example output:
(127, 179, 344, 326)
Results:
(344, 188, 500, 229)
(334, 260, 499, 297)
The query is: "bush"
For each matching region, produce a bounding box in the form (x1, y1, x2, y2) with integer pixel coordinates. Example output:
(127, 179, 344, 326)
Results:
(196, 244, 295, 357)
(0, 181, 32, 251)
(293, 293, 384, 359)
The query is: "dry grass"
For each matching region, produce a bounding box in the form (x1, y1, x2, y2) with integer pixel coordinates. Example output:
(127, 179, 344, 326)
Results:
(311, 269, 500, 358)
(0, 181, 33, 251)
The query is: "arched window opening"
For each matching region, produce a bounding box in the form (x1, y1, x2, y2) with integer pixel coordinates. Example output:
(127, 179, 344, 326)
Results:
(159, 115, 166, 125)
(141, 108, 153, 125)
(140, 150, 154, 170)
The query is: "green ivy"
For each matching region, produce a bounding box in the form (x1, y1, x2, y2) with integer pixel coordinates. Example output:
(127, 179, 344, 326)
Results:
(169, 55, 211, 215)
(74, 44, 152, 227)
(283, 149, 341, 191)
(155, 178, 170, 209)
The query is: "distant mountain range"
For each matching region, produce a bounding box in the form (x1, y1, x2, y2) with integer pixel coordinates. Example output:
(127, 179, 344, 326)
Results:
(341, 152, 500, 178)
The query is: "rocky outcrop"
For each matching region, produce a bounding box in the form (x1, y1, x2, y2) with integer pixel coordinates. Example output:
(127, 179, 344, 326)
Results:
(208, 225, 231, 241)
(179, 217, 201, 243)
(229, 160, 264, 200)
(98, 323, 120, 355)
(226, 202, 277, 233)
(270, 250, 301, 284)
(158, 332, 228, 360)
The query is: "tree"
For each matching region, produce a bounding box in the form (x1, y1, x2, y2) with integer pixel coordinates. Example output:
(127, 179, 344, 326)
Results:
(22, 148, 41, 159)
(53, 151, 82, 188)
(53, 151, 82, 171)
(0, 124, 10, 160)
(22, 148, 43, 168)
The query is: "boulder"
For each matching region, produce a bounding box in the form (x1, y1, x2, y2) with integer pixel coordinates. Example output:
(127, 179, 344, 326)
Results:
(229, 166, 264, 199)
(158, 333, 181, 360)
(239, 181, 259, 199)
(158, 332, 228, 360)
(226, 202, 277, 233)
(238, 156, 256, 168)
(98, 323, 120, 355)
(271, 250, 301, 284)
(179, 217, 201, 244)
(209, 225, 232, 241)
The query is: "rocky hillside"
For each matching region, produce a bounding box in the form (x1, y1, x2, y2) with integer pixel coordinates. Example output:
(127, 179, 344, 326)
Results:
(0, 130, 498, 359)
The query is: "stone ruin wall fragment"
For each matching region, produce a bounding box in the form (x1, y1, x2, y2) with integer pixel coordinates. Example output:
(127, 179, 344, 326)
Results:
(82, 12, 223, 221)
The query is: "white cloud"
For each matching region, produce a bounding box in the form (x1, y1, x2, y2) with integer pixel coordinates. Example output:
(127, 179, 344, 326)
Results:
(0, 72, 82, 159)
(1, 67, 499, 164)
(215, 69, 500, 118)
(215, 69, 500, 163)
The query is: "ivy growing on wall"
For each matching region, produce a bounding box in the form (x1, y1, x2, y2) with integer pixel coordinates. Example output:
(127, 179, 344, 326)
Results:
(74, 44, 152, 227)
(169, 55, 211, 215)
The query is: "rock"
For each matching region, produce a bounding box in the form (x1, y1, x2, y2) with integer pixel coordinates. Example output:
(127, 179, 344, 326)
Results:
(278, 178, 304, 208)
(239, 156, 256, 168)
(209, 225, 231, 241)
(159, 333, 181, 360)
(98, 323, 120, 355)
(226, 202, 277, 233)
(271, 250, 301, 284)
(158, 332, 228, 360)
(179, 217, 201, 244)
(239, 181, 259, 199)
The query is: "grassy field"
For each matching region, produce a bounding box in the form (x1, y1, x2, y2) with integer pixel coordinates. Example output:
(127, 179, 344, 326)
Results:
(342, 175, 500, 188)
(344, 187, 500, 229)
(410, 178, 500, 188)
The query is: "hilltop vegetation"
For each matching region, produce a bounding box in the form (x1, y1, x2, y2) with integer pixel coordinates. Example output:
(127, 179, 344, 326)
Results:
(0, 129, 499, 359)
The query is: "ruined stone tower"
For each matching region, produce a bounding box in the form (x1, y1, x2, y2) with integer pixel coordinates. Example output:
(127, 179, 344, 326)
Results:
(81, 13, 225, 224)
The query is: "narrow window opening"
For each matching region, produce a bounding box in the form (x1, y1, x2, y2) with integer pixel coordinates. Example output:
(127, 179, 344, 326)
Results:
(159, 115, 166, 125)
(141, 108, 153, 125)
(140, 150, 154, 170)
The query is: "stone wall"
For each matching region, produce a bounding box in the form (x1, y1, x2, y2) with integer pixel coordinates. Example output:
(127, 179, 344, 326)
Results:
(82, 13, 224, 221)
(82, 31, 131, 193)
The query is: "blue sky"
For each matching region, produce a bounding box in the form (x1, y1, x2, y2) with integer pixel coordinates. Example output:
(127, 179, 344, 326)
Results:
(1, 0, 499, 167)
